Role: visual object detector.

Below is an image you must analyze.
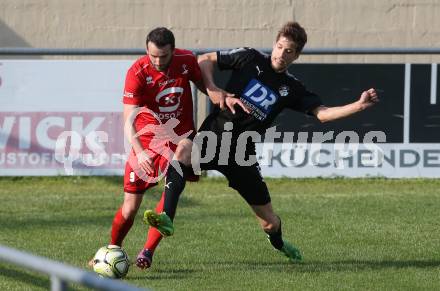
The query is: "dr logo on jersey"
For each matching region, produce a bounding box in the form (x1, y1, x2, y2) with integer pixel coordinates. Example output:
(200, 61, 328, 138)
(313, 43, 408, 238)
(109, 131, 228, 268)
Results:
(241, 79, 279, 120)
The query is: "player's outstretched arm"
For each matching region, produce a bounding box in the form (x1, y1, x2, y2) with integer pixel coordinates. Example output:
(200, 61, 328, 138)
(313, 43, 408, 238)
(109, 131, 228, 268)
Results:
(198, 52, 250, 114)
(312, 88, 379, 123)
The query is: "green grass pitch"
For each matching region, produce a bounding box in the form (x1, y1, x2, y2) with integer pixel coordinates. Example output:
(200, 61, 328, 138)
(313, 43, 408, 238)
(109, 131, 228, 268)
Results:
(1, 176, 440, 290)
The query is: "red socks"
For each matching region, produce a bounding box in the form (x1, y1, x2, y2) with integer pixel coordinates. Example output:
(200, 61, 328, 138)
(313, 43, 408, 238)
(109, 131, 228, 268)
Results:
(110, 207, 134, 246)
(110, 193, 166, 254)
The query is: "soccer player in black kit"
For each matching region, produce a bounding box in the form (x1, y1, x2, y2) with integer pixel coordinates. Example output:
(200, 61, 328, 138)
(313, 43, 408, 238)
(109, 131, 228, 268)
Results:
(143, 21, 379, 263)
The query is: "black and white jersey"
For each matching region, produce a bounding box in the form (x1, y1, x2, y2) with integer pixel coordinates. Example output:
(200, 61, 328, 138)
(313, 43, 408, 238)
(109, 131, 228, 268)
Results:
(202, 47, 322, 135)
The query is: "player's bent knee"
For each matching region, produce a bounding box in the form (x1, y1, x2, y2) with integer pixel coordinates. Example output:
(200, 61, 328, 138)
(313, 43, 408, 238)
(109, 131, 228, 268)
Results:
(122, 193, 142, 219)
(121, 206, 138, 220)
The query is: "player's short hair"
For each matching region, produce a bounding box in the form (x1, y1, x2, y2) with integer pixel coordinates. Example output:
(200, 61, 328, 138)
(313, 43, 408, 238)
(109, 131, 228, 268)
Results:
(146, 27, 175, 49)
(276, 21, 307, 53)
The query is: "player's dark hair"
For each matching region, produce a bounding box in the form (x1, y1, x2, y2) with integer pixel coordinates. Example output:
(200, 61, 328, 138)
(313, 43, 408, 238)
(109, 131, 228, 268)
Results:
(276, 21, 307, 53)
(146, 27, 175, 49)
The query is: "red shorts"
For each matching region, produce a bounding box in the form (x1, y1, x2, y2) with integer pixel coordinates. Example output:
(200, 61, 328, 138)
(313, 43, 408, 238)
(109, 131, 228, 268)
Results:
(123, 142, 199, 194)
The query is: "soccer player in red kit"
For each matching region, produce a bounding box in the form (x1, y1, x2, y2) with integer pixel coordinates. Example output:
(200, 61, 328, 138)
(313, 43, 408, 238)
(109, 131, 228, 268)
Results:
(91, 27, 206, 270)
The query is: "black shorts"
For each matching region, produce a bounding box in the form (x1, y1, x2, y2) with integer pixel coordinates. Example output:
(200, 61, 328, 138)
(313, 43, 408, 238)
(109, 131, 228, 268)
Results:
(205, 163, 271, 206)
(196, 115, 271, 205)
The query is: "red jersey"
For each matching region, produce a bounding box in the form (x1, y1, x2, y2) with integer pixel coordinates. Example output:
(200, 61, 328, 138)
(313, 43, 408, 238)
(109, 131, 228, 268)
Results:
(123, 48, 202, 138)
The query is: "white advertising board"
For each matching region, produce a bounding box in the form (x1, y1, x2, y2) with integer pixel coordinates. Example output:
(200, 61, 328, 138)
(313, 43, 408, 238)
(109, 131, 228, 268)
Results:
(254, 143, 440, 178)
(0, 60, 131, 175)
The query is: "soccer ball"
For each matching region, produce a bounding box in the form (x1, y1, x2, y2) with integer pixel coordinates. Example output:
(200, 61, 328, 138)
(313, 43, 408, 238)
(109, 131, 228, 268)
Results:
(92, 245, 130, 278)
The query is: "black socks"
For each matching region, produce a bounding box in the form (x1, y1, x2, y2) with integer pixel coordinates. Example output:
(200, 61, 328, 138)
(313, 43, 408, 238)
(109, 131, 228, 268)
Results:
(265, 217, 284, 250)
(163, 161, 189, 221)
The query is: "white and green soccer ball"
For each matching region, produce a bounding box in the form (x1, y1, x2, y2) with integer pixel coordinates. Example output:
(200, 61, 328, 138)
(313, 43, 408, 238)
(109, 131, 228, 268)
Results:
(92, 245, 130, 279)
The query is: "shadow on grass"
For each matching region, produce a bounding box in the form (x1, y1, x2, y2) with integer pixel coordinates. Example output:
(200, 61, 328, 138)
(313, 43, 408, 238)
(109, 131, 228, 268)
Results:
(205, 259, 440, 272)
(129, 268, 197, 280)
(296, 259, 440, 272)
(0, 264, 49, 289)
(107, 259, 440, 283)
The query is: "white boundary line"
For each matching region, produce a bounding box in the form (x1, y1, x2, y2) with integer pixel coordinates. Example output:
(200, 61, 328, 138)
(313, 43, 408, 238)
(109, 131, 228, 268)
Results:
(404, 63, 411, 144)
(431, 63, 437, 105)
